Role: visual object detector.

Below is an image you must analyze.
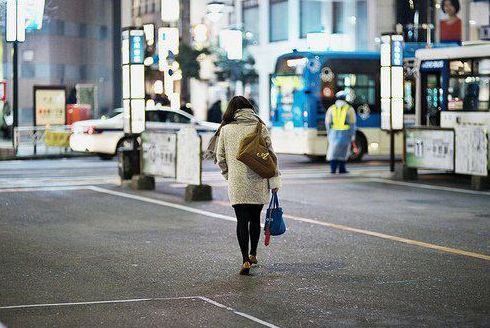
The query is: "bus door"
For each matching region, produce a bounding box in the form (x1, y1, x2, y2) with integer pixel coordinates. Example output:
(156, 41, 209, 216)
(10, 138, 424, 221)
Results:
(419, 60, 448, 126)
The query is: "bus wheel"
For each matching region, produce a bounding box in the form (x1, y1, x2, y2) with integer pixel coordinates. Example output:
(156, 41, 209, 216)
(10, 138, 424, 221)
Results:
(349, 132, 367, 162)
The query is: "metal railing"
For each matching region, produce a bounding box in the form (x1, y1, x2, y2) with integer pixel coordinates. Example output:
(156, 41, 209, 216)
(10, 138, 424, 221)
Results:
(14, 125, 74, 156)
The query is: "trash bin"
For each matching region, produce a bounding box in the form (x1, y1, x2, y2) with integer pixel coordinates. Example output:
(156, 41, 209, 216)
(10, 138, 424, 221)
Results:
(118, 137, 140, 180)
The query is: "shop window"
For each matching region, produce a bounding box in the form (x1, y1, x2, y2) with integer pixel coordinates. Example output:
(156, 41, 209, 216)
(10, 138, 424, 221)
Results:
(270, 0, 288, 42)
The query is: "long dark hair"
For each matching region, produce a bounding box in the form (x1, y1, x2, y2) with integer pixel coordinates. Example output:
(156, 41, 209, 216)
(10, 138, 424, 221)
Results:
(222, 96, 255, 124)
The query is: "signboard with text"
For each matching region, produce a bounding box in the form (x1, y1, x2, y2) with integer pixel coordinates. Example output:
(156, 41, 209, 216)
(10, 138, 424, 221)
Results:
(176, 128, 201, 185)
(455, 127, 488, 176)
(33, 86, 66, 126)
(405, 128, 454, 170)
(141, 131, 177, 178)
(380, 34, 404, 131)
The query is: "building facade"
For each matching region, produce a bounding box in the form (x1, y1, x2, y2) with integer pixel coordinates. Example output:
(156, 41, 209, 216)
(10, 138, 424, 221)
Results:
(1, 0, 119, 126)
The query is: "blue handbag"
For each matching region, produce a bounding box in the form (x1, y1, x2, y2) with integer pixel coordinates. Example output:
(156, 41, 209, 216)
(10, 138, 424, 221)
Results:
(265, 192, 286, 237)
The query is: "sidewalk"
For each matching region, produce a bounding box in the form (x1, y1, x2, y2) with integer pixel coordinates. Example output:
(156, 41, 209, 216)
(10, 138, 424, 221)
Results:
(0, 138, 14, 158)
(0, 137, 92, 160)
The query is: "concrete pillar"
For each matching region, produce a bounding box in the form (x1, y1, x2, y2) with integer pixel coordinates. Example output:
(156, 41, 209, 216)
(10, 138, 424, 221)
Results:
(121, 0, 132, 28)
(258, 1, 269, 46)
(289, 0, 300, 42)
(257, 1, 270, 123)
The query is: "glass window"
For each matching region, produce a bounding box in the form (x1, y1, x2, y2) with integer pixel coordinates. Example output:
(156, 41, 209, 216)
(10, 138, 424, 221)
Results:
(448, 77, 490, 111)
(21, 64, 36, 78)
(243, 0, 259, 43)
(146, 111, 167, 122)
(167, 112, 191, 123)
(300, 0, 324, 37)
(99, 26, 108, 40)
(355, 1, 368, 49)
(270, 0, 288, 42)
(79, 23, 87, 38)
(332, 2, 344, 34)
(450, 60, 472, 75)
(275, 56, 307, 75)
(336, 73, 376, 106)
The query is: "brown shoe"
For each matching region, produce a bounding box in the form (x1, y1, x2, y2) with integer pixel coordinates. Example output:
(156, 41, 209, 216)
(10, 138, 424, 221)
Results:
(248, 255, 258, 265)
(239, 261, 251, 275)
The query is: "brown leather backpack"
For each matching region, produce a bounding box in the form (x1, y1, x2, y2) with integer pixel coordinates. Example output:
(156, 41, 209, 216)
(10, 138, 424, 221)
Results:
(236, 123, 277, 179)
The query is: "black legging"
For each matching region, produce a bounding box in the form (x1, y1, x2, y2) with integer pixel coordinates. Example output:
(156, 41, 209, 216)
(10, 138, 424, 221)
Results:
(232, 204, 264, 263)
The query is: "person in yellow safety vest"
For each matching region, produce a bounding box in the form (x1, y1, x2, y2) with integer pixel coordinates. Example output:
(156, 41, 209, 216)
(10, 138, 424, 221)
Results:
(325, 90, 357, 174)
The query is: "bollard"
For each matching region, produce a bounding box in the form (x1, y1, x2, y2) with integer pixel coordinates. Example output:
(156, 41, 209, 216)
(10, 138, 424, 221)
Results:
(185, 184, 212, 201)
(131, 175, 155, 190)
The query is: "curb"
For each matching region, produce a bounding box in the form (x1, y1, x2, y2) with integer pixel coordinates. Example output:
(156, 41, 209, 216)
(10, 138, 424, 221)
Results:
(0, 152, 95, 161)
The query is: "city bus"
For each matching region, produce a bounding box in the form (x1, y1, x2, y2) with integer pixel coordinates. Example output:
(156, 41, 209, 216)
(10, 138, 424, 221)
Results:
(269, 50, 403, 161)
(415, 44, 490, 129)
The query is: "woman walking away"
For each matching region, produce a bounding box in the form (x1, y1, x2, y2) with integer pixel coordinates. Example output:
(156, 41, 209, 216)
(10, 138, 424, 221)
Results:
(216, 96, 281, 275)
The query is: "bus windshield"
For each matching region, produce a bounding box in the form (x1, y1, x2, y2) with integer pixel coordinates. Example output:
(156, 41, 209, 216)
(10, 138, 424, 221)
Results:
(275, 56, 308, 75)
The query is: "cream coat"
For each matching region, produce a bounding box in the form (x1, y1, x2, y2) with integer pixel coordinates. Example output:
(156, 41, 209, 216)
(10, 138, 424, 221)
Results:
(216, 108, 281, 205)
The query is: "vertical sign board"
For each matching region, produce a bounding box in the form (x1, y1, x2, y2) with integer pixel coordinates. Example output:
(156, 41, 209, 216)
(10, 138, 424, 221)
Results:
(122, 28, 146, 134)
(380, 34, 404, 131)
(6, 0, 26, 42)
(405, 128, 455, 170)
(455, 127, 488, 176)
(176, 128, 201, 185)
(33, 86, 66, 126)
(141, 131, 177, 178)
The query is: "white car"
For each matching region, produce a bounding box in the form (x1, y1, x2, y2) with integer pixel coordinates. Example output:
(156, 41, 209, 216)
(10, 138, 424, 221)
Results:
(70, 107, 219, 159)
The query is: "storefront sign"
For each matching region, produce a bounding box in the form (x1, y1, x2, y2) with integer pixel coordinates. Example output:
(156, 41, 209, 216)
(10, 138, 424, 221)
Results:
(129, 30, 144, 64)
(405, 128, 454, 170)
(141, 131, 177, 178)
(455, 127, 488, 176)
(421, 60, 444, 70)
(33, 86, 66, 126)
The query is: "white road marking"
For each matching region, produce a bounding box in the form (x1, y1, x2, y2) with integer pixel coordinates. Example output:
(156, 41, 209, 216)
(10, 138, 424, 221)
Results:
(87, 186, 236, 223)
(369, 178, 490, 196)
(1, 185, 488, 261)
(0, 296, 280, 328)
(88, 187, 489, 261)
(0, 186, 91, 193)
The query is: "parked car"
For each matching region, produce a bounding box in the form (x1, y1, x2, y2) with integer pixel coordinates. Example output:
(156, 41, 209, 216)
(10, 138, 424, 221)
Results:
(70, 107, 219, 159)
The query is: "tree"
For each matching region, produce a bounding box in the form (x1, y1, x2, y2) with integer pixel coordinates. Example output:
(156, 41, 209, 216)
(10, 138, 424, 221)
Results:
(213, 33, 258, 85)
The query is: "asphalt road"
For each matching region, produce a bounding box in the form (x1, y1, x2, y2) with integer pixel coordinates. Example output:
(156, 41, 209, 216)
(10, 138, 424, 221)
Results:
(0, 156, 489, 327)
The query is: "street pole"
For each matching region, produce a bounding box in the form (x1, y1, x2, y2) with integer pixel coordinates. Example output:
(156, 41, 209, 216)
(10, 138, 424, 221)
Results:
(390, 130, 395, 172)
(12, 41, 18, 143)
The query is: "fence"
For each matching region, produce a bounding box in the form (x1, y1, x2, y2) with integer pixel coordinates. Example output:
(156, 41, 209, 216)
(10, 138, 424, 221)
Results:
(14, 125, 74, 157)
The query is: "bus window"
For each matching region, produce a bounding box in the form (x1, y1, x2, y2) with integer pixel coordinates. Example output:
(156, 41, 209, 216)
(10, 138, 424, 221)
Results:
(447, 57, 490, 112)
(275, 56, 307, 75)
(448, 77, 490, 111)
(336, 73, 376, 107)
